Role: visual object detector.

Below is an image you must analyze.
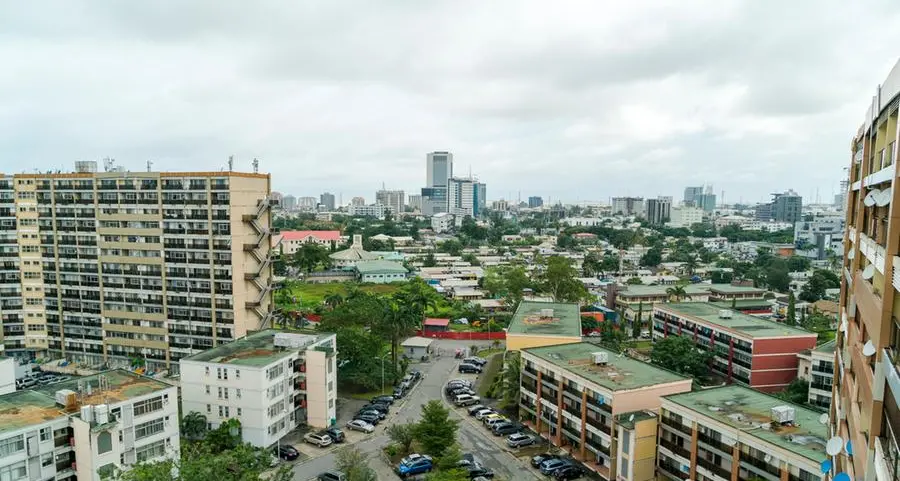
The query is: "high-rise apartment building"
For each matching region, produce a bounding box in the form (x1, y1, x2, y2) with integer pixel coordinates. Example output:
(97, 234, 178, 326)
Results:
(645, 196, 672, 225)
(318, 192, 335, 211)
(611, 197, 645, 217)
(375, 189, 405, 215)
(281, 194, 297, 212)
(667, 206, 704, 228)
(528, 196, 544, 208)
(447, 177, 486, 220)
(407, 194, 422, 212)
(834, 59, 900, 480)
(350, 196, 365, 206)
(422, 151, 454, 216)
(0, 166, 274, 374)
(756, 190, 802, 223)
(297, 196, 317, 211)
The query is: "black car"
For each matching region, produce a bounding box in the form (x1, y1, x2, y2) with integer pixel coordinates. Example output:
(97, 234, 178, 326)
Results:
(357, 408, 385, 420)
(467, 404, 486, 416)
(553, 466, 583, 480)
(275, 444, 300, 461)
(445, 383, 468, 395)
(324, 428, 345, 443)
(393, 387, 406, 399)
(354, 413, 380, 425)
(458, 363, 482, 374)
(371, 395, 395, 405)
(450, 387, 474, 397)
(410, 369, 422, 381)
(363, 403, 390, 414)
(465, 464, 495, 479)
(531, 453, 560, 468)
(491, 422, 521, 436)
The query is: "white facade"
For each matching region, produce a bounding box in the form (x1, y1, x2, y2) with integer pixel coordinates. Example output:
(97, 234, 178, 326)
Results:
(431, 213, 454, 233)
(794, 215, 844, 260)
(348, 203, 386, 218)
(667, 206, 704, 228)
(0, 370, 179, 481)
(447, 177, 485, 219)
(179, 331, 338, 448)
(0, 357, 13, 395)
(562, 217, 603, 227)
(375, 190, 405, 215)
(611, 197, 645, 217)
(743, 220, 793, 232)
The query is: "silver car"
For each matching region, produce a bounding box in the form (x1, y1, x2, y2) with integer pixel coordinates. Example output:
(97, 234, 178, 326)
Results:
(506, 433, 535, 448)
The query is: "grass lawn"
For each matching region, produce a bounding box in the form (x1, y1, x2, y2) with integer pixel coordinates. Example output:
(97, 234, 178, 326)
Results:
(628, 340, 652, 350)
(277, 282, 403, 309)
(346, 386, 395, 401)
(476, 352, 504, 398)
(475, 348, 504, 358)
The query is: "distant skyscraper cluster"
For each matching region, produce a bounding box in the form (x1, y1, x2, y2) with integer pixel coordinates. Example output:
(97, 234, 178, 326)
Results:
(684, 185, 716, 212)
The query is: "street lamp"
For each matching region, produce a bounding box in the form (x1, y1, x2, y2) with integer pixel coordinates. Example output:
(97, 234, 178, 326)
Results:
(375, 352, 391, 394)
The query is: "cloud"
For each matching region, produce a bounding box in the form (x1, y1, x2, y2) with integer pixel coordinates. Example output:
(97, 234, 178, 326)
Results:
(0, 0, 898, 204)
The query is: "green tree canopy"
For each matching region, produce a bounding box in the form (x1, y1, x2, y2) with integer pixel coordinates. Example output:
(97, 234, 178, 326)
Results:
(650, 336, 714, 378)
(335, 447, 378, 481)
(414, 400, 460, 458)
(539, 256, 591, 303)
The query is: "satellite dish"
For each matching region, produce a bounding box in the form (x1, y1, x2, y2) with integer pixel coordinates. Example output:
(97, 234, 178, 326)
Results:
(764, 454, 774, 463)
(840, 320, 847, 333)
(821, 459, 833, 474)
(876, 189, 892, 207)
(863, 340, 876, 356)
(864, 193, 876, 207)
(819, 413, 829, 425)
(848, 249, 855, 260)
(862, 264, 875, 279)
(846, 440, 853, 456)
(826, 436, 844, 456)
(834, 473, 851, 481)
(629, 414, 635, 422)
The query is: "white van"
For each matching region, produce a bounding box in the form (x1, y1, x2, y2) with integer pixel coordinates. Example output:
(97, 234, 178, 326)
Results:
(454, 394, 480, 407)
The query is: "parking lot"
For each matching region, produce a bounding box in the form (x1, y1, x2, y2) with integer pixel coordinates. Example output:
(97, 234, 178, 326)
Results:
(16, 370, 74, 390)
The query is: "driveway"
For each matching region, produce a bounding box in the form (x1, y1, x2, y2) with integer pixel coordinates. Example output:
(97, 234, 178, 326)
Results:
(291, 339, 541, 480)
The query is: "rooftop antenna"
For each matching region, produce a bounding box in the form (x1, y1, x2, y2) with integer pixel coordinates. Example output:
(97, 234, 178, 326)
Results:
(252, 158, 259, 173)
(228, 155, 234, 171)
(146, 160, 153, 172)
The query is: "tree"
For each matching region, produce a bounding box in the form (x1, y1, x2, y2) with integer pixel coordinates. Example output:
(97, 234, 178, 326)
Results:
(582, 252, 602, 277)
(395, 277, 440, 316)
(787, 256, 812, 272)
(598, 322, 626, 352)
(665, 283, 691, 302)
(650, 336, 714, 378)
(181, 411, 208, 441)
(335, 447, 378, 481)
(640, 248, 663, 267)
(787, 292, 797, 326)
(423, 250, 437, 267)
(292, 242, 331, 273)
(632, 302, 643, 338)
(429, 443, 469, 481)
(626, 277, 643, 285)
(324, 293, 344, 309)
(331, 326, 389, 391)
(765, 265, 791, 293)
(437, 239, 463, 256)
(600, 253, 620, 275)
(414, 400, 460, 457)
(581, 315, 598, 332)
(387, 423, 416, 455)
(539, 256, 591, 303)
(776, 378, 809, 404)
(371, 301, 419, 374)
(799, 269, 841, 302)
(205, 418, 242, 453)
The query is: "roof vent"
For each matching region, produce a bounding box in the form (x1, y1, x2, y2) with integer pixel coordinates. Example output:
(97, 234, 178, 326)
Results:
(592, 352, 609, 365)
(718, 309, 733, 319)
(539, 308, 554, 318)
(771, 405, 795, 425)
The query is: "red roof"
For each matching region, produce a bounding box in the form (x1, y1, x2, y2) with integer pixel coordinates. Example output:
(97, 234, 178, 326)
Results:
(280, 230, 341, 242)
(423, 318, 450, 327)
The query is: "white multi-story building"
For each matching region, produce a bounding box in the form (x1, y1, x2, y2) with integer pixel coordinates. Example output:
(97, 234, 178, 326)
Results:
(0, 370, 179, 481)
(375, 189, 405, 215)
(796, 340, 834, 410)
(0, 357, 13, 395)
(562, 217, 603, 227)
(447, 177, 486, 219)
(794, 214, 844, 260)
(348, 203, 386, 218)
(431, 212, 454, 233)
(666, 206, 704, 228)
(297, 196, 318, 211)
(743, 219, 793, 232)
(611, 197, 645, 217)
(179, 330, 338, 448)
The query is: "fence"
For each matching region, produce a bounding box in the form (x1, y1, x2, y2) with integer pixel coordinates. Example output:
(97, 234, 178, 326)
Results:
(416, 329, 506, 340)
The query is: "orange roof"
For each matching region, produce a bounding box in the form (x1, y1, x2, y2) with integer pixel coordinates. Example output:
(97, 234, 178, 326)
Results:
(424, 318, 451, 327)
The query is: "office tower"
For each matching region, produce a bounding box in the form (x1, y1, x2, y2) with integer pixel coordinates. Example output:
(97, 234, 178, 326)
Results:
(0, 166, 274, 374)
(375, 189, 405, 215)
(281, 194, 297, 211)
(447, 177, 486, 219)
(695, 185, 717, 212)
(319, 192, 335, 211)
(422, 151, 453, 216)
(755, 190, 803, 223)
(645, 196, 672, 225)
(683, 186, 703, 206)
(528, 196, 544, 208)
(835, 178, 850, 210)
(350, 196, 365, 206)
(611, 197, 645, 216)
(407, 194, 422, 212)
(834, 59, 900, 480)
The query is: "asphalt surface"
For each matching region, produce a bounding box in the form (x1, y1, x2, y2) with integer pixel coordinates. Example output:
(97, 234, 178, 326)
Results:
(291, 340, 542, 480)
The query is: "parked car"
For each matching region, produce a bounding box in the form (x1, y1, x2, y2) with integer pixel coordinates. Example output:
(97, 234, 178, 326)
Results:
(324, 428, 345, 443)
(303, 432, 333, 447)
(357, 408, 385, 420)
(464, 464, 495, 479)
(554, 466, 583, 480)
(458, 363, 482, 374)
(507, 433, 536, 448)
(463, 357, 487, 366)
(409, 369, 422, 381)
(482, 414, 505, 426)
(362, 403, 390, 414)
(467, 404, 486, 416)
(450, 387, 476, 397)
(317, 471, 347, 481)
(474, 409, 496, 420)
(354, 413, 380, 425)
(393, 387, 406, 399)
(454, 394, 481, 407)
(345, 419, 375, 433)
(445, 382, 469, 394)
(539, 459, 569, 475)
(371, 395, 395, 405)
(491, 422, 521, 436)
(274, 444, 300, 461)
(397, 454, 434, 477)
(531, 453, 560, 468)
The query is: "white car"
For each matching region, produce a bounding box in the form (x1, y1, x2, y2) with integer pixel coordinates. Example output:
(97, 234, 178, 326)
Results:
(303, 432, 333, 447)
(474, 408, 495, 420)
(346, 419, 375, 433)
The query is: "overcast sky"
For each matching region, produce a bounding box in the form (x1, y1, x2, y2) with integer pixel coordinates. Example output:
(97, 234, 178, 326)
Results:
(2, 1, 899, 205)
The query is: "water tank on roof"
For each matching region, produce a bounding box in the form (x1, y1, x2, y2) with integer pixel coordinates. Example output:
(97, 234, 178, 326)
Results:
(94, 404, 109, 425)
(592, 352, 609, 365)
(80, 405, 94, 423)
(771, 405, 796, 424)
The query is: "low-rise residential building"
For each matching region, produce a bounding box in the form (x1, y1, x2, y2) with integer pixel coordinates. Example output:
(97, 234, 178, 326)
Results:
(431, 212, 454, 233)
(658, 385, 827, 481)
(609, 284, 767, 324)
(354, 260, 409, 283)
(562, 217, 603, 227)
(0, 370, 179, 481)
(329, 234, 379, 268)
(506, 301, 583, 351)
(274, 230, 342, 254)
(520, 342, 692, 479)
(180, 331, 338, 447)
(347, 203, 386, 218)
(667, 206, 704, 228)
(652, 303, 817, 392)
(796, 340, 835, 409)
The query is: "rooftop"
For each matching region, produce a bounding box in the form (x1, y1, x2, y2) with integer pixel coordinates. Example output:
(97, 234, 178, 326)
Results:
(355, 260, 408, 274)
(664, 385, 828, 463)
(507, 301, 582, 337)
(707, 284, 766, 294)
(401, 337, 434, 348)
(0, 370, 172, 435)
(183, 330, 333, 367)
(423, 318, 450, 327)
(814, 339, 837, 354)
(617, 283, 764, 299)
(658, 302, 814, 339)
(616, 410, 657, 430)
(523, 342, 688, 392)
(280, 230, 342, 242)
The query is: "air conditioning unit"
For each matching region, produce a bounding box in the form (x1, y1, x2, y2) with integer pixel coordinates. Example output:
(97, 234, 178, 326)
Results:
(771, 405, 795, 424)
(592, 352, 609, 365)
(718, 310, 733, 319)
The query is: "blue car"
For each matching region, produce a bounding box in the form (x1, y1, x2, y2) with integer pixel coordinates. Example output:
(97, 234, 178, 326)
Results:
(540, 459, 569, 475)
(397, 454, 434, 477)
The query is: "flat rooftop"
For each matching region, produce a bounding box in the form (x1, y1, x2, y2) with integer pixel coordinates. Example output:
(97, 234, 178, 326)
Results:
(658, 303, 814, 339)
(664, 385, 828, 463)
(617, 283, 763, 298)
(507, 301, 582, 337)
(523, 342, 688, 392)
(184, 330, 333, 367)
(814, 339, 837, 354)
(0, 370, 172, 435)
(706, 284, 766, 294)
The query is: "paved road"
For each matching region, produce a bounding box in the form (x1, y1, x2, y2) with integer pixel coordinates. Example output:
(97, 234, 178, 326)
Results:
(292, 340, 541, 480)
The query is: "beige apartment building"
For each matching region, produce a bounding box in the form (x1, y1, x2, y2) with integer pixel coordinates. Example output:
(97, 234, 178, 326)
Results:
(836, 58, 900, 481)
(0, 166, 274, 373)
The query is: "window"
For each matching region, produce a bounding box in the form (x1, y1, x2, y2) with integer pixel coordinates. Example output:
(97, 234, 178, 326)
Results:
(329, 399, 334, 408)
(219, 406, 223, 417)
(97, 432, 112, 454)
(236, 389, 242, 399)
(235, 370, 240, 380)
(224, 407, 230, 418)
(237, 408, 242, 416)
(135, 418, 165, 440)
(206, 404, 211, 414)
(0, 435, 25, 457)
(217, 387, 223, 399)
(205, 385, 210, 395)
(621, 430, 630, 454)
(328, 357, 334, 374)
(133, 397, 164, 416)
(39, 427, 51, 442)
(136, 440, 166, 462)
(41, 454, 52, 467)
(267, 364, 284, 380)
(205, 366, 210, 376)
(217, 368, 222, 380)
(619, 459, 628, 478)
(0, 461, 26, 481)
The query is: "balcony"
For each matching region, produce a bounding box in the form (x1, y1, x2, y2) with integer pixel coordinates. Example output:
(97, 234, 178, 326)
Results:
(697, 456, 732, 480)
(660, 438, 692, 461)
(658, 460, 690, 480)
(661, 416, 693, 437)
(739, 454, 781, 479)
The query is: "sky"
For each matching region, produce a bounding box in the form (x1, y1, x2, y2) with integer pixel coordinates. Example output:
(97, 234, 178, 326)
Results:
(1, 1, 899, 206)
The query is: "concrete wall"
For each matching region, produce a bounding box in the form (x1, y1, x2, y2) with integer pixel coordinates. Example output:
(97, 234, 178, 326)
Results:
(0, 357, 14, 394)
(305, 349, 337, 428)
(506, 334, 582, 351)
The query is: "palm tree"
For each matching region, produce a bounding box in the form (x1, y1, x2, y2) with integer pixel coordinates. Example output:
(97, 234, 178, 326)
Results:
(496, 351, 522, 410)
(666, 283, 691, 302)
(684, 256, 699, 276)
(181, 411, 209, 441)
(378, 302, 421, 371)
(324, 293, 344, 309)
